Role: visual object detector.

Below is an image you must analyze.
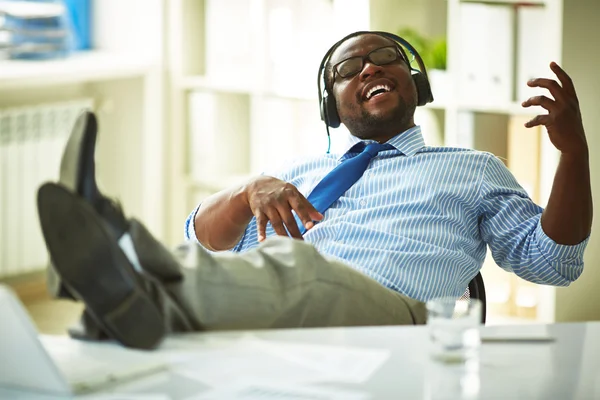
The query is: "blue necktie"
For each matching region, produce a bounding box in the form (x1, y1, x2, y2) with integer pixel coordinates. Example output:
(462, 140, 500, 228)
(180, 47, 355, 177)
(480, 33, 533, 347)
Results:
(300, 142, 394, 234)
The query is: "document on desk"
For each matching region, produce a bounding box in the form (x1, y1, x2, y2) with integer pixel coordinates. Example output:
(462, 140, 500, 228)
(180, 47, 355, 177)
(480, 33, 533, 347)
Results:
(173, 335, 390, 388)
(251, 339, 390, 383)
(480, 325, 555, 343)
(188, 381, 370, 399)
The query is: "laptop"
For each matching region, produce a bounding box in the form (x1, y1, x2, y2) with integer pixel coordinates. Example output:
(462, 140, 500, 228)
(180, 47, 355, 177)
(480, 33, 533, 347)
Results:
(0, 284, 167, 396)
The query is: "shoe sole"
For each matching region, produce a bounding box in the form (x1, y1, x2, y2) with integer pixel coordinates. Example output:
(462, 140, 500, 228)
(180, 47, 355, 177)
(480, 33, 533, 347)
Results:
(37, 183, 165, 349)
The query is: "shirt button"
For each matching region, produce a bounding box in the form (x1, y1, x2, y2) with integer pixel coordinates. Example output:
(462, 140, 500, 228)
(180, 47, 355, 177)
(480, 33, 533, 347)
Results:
(360, 200, 367, 206)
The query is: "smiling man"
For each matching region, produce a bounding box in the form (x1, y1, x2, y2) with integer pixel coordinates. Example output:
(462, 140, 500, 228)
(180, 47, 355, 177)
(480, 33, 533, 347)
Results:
(40, 31, 592, 349)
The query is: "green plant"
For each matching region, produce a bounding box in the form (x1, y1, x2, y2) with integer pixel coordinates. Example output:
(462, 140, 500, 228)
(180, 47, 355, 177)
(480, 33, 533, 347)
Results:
(396, 27, 447, 70)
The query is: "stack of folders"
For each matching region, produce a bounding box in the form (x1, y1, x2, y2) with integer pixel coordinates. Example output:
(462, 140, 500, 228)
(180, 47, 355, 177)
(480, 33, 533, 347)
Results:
(458, 2, 551, 106)
(0, 0, 70, 60)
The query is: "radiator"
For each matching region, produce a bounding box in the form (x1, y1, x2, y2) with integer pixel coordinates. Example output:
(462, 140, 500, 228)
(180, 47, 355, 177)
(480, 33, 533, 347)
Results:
(0, 99, 94, 278)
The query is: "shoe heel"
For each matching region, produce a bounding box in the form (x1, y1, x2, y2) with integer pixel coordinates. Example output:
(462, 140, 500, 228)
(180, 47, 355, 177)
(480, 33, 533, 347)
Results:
(105, 291, 166, 350)
(59, 111, 97, 191)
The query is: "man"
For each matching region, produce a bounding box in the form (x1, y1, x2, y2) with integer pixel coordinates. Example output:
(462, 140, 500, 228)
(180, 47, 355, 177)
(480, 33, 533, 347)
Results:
(41, 31, 591, 350)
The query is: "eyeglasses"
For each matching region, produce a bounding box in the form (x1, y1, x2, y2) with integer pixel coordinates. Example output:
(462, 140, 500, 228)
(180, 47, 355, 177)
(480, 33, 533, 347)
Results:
(332, 46, 405, 80)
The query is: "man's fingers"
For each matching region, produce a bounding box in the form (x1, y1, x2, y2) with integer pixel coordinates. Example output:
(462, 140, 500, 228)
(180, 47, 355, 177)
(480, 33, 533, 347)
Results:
(265, 210, 289, 238)
(550, 61, 577, 96)
(278, 206, 303, 239)
(524, 114, 551, 128)
(289, 195, 323, 231)
(309, 208, 324, 221)
(522, 95, 556, 111)
(255, 212, 268, 242)
(526, 78, 563, 101)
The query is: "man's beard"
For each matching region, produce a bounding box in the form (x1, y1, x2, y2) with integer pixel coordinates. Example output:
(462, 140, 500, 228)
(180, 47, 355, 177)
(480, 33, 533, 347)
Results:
(341, 97, 416, 140)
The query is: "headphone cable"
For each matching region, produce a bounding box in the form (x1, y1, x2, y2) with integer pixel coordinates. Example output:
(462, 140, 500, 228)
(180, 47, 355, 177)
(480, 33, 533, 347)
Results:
(326, 125, 331, 154)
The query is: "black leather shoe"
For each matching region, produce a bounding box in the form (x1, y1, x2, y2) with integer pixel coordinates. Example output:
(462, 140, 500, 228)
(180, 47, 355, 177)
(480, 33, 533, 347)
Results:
(38, 183, 166, 349)
(59, 111, 129, 237)
(59, 111, 99, 205)
(49, 111, 129, 299)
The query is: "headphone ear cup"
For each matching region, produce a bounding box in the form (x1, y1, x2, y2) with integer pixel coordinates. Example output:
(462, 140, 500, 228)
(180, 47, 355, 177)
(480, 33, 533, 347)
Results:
(322, 91, 341, 128)
(412, 72, 434, 106)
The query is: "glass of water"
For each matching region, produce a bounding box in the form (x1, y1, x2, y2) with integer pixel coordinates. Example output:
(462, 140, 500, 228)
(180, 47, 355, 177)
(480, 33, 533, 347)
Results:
(426, 298, 482, 363)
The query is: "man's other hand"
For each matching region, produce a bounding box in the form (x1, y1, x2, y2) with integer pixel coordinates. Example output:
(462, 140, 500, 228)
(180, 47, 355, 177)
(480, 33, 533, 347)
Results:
(522, 62, 588, 158)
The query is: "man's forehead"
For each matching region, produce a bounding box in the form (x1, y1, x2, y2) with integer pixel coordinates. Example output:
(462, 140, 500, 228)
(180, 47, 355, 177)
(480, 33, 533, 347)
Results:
(330, 34, 396, 63)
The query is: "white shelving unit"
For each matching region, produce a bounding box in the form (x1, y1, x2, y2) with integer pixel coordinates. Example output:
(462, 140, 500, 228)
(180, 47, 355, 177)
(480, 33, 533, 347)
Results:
(165, 0, 600, 322)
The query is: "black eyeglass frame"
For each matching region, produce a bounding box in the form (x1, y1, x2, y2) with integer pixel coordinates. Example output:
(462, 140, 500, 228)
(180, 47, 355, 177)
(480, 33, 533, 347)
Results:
(331, 45, 408, 82)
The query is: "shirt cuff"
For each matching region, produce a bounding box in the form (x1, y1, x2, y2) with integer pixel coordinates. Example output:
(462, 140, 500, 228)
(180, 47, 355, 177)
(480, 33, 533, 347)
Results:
(534, 220, 590, 263)
(184, 204, 201, 243)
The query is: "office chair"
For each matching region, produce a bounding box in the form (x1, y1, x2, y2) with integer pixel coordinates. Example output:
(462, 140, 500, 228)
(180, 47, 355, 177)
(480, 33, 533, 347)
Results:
(459, 272, 486, 324)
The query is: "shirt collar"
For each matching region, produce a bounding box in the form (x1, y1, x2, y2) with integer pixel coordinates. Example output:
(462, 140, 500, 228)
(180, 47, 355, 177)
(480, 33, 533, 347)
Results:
(338, 125, 426, 161)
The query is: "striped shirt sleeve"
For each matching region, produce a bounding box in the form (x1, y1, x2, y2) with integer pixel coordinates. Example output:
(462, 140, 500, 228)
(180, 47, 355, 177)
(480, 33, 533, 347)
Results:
(478, 154, 588, 285)
(184, 203, 201, 242)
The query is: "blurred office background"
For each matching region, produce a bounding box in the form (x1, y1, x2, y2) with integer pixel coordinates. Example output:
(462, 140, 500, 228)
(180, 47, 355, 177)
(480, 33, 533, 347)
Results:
(0, 0, 599, 333)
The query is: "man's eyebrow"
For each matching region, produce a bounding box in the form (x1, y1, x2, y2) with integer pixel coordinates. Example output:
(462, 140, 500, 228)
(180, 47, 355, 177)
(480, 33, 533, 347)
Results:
(333, 41, 395, 63)
(332, 46, 370, 64)
(331, 49, 358, 64)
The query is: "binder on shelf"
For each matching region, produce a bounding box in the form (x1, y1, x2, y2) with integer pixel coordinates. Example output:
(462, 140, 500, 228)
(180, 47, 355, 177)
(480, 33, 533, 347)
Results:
(0, 0, 71, 60)
(516, 6, 553, 103)
(458, 3, 514, 105)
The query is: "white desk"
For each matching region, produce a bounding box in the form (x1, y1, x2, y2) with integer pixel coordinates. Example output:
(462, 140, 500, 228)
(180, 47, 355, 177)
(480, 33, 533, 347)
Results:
(2, 322, 599, 399)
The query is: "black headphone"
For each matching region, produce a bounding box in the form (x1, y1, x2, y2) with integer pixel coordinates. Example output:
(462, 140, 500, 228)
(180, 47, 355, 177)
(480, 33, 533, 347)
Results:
(318, 31, 434, 129)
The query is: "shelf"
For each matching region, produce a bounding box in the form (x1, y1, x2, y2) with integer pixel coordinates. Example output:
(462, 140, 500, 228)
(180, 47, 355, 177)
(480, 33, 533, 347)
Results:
(457, 101, 539, 116)
(0, 51, 155, 89)
(459, 0, 545, 6)
(179, 76, 316, 101)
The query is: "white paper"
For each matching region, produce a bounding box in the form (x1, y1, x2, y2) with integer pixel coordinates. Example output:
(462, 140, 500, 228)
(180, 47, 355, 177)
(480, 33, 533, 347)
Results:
(172, 340, 336, 387)
(188, 381, 370, 400)
(251, 340, 390, 384)
(480, 325, 554, 343)
(172, 335, 389, 388)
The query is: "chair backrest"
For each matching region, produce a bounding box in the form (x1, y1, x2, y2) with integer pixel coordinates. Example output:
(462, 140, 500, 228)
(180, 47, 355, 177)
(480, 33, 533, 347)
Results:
(459, 272, 486, 324)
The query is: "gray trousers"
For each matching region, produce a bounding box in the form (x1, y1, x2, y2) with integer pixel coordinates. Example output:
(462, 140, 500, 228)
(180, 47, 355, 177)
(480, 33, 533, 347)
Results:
(162, 234, 427, 331)
(59, 220, 427, 336)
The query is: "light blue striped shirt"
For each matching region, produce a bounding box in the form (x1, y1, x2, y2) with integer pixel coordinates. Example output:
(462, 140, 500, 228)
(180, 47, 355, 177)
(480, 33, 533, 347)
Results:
(185, 126, 588, 301)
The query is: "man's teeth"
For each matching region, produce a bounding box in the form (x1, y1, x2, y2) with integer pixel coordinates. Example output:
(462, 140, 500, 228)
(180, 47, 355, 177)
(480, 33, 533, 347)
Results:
(366, 85, 391, 99)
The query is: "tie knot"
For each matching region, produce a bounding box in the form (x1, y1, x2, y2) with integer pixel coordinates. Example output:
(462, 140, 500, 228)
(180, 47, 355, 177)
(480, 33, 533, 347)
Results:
(362, 142, 394, 157)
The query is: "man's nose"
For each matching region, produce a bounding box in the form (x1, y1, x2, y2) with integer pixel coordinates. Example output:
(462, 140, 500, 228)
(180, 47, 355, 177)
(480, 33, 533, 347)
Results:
(359, 61, 384, 81)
